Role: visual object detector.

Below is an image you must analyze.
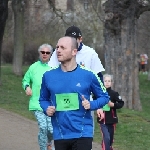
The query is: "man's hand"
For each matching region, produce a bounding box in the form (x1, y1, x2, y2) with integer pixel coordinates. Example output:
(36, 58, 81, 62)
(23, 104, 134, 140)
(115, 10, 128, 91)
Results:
(82, 95, 90, 109)
(97, 109, 104, 121)
(108, 101, 114, 107)
(25, 87, 32, 96)
(46, 106, 55, 116)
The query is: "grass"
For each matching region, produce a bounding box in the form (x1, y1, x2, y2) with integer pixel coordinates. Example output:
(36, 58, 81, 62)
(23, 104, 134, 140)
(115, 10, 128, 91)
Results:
(0, 65, 35, 120)
(0, 65, 150, 149)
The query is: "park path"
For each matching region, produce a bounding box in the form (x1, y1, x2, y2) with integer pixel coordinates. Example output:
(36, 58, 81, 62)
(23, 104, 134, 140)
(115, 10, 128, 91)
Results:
(0, 108, 101, 150)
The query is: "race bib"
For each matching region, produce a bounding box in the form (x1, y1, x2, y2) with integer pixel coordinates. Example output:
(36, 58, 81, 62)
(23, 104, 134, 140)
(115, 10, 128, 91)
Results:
(102, 104, 110, 111)
(55, 93, 79, 111)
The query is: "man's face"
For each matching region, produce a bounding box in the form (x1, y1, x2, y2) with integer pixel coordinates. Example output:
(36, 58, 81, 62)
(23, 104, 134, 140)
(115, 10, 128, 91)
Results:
(39, 47, 51, 63)
(56, 37, 77, 63)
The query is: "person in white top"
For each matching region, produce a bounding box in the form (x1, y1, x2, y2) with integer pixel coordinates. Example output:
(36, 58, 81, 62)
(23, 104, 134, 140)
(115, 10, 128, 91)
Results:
(48, 25, 105, 135)
(48, 25, 105, 74)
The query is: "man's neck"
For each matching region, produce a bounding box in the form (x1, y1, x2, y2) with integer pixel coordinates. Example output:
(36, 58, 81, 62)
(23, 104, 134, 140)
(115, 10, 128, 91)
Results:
(61, 60, 77, 72)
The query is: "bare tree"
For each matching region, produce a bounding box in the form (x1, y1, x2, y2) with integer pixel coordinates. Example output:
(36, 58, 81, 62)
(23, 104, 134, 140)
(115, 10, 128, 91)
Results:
(0, 0, 9, 84)
(12, 0, 25, 76)
(103, 0, 150, 110)
(47, 0, 104, 50)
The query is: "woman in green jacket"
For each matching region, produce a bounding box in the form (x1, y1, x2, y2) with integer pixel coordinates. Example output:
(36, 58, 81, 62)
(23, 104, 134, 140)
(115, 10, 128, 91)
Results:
(22, 44, 54, 150)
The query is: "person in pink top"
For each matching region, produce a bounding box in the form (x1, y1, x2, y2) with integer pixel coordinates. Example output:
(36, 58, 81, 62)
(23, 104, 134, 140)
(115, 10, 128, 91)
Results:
(140, 53, 148, 74)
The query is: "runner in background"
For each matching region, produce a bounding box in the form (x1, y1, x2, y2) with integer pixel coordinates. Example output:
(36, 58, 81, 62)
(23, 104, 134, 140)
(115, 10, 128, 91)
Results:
(22, 44, 54, 150)
(140, 53, 148, 74)
(97, 74, 124, 150)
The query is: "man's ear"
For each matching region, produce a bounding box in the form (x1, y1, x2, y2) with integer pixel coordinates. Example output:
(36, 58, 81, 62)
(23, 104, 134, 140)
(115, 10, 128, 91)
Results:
(78, 37, 83, 42)
(72, 49, 78, 56)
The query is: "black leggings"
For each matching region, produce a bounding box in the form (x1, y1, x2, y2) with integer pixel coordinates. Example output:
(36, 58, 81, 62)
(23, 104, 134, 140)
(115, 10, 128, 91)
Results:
(54, 137, 93, 150)
(100, 123, 115, 150)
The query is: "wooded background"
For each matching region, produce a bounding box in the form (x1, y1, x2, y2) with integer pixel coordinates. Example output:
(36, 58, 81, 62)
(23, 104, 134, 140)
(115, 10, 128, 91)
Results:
(1, 0, 150, 111)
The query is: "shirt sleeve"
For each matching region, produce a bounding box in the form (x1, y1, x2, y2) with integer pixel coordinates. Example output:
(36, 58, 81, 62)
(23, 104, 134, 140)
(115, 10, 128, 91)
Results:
(48, 50, 60, 67)
(22, 67, 31, 90)
(113, 92, 124, 109)
(90, 73, 109, 110)
(39, 73, 51, 115)
(90, 51, 105, 73)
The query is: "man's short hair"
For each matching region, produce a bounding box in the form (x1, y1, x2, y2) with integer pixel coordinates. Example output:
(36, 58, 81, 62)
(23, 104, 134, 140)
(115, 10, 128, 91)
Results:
(70, 37, 78, 50)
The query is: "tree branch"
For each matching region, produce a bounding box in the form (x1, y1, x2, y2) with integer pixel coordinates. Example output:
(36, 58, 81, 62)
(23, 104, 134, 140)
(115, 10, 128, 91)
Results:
(47, 0, 69, 25)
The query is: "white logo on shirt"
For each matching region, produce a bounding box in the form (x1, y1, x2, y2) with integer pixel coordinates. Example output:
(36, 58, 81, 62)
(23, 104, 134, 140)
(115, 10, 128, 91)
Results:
(118, 96, 121, 99)
(76, 83, 81, 87)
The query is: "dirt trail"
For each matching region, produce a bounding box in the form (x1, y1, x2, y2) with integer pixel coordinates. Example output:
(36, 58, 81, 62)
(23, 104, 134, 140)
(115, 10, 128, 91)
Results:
(0, 108, 101, 150)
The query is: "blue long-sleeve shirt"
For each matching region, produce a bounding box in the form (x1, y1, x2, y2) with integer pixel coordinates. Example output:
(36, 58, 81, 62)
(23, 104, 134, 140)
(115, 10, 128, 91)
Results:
(39, 65, 109, 140)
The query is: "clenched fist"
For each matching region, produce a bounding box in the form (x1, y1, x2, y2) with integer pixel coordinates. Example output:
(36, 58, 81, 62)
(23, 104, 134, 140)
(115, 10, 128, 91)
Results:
(25, 87, 32, 96)
(82, 95, 90, 110)
(46, 106, 55, 116)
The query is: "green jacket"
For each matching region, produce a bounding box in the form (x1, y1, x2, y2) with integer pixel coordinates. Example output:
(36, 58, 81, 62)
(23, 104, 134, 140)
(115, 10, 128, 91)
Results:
(22, 61, 51, 111)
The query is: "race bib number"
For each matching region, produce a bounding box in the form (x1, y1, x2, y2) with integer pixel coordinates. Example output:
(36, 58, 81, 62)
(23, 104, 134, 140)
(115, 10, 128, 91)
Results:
(55, 93, 79, 111)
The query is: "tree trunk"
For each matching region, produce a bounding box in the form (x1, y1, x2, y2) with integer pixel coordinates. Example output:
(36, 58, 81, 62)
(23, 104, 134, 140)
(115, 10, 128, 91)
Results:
(148, 68, 150, 80)
(0, 0, 9, 84)
(12, 0, 24, 76)
(104, 0, 144, 110)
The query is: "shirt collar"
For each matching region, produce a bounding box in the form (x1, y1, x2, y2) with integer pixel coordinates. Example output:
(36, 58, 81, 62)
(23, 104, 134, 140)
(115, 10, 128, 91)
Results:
(78, 43, 83, 51)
